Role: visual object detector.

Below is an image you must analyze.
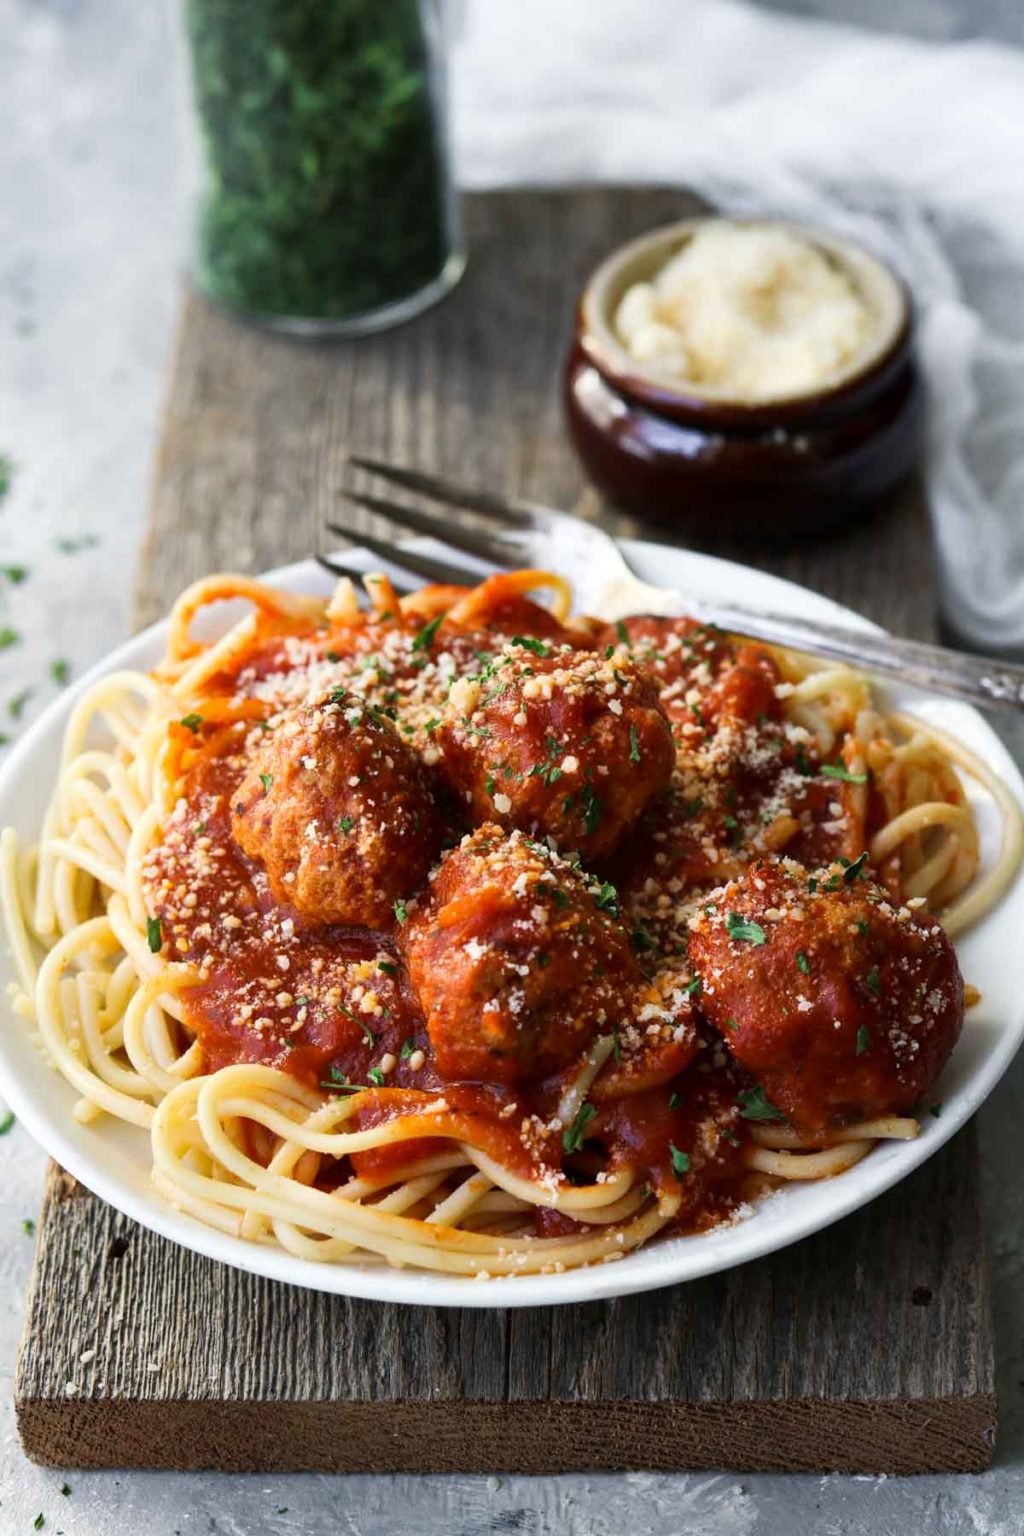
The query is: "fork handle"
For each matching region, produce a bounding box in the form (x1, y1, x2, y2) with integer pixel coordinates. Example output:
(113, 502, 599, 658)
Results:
(694, 602, 1024, 713)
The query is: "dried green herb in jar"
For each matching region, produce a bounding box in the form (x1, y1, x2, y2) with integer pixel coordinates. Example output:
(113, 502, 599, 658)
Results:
(183, 0, 456, 327)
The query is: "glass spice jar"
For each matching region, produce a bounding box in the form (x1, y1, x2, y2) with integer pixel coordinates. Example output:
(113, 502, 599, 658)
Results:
(180, 0, 465, 335)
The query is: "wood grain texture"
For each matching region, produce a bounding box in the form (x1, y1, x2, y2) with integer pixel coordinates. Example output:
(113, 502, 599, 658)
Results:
(17, 189, 994, 1475)
(17, 1139, 993, 1474)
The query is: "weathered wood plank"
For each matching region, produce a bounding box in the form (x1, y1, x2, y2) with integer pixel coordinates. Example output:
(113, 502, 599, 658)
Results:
(16, 1135, 993, 1473)
(17, 190, 992, 1475)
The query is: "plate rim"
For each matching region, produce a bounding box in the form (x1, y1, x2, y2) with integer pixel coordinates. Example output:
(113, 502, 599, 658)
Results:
(1, 538, 1021, 1308)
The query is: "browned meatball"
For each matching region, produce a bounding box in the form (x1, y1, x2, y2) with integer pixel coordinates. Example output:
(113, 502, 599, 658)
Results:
(687, 859, 964, 1133)
(231, 691, 440, 928)
(402, 825, 643, 1085)
(437, 640, 674, 859)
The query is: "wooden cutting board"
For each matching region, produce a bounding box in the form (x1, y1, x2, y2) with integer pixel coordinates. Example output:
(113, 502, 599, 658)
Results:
(15, 189, 996, 1475)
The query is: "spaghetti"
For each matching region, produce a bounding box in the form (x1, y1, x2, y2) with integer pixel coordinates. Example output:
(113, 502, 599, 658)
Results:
(2, 568, 1021, 1279)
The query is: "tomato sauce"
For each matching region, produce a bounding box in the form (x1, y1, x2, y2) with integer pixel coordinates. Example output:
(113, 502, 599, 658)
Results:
(141, 597, 883, 1239)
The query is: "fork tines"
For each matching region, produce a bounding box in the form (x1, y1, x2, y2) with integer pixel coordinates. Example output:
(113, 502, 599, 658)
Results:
(329, 456, 533, 588)
(347, 456, 532, 528)
(323, 524, 482, 588)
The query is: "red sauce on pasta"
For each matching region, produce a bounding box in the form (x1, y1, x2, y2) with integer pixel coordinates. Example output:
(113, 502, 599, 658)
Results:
(142, 585, 964, 1239)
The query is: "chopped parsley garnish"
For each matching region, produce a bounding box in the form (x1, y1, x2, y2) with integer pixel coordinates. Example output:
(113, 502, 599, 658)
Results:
(349, 1013, 375, 1048)
(56, 533, 98, 554)
(631, 924, 656, 953)
(60, 1483, 71, 1496)
(680, 796, 704, 820)
(615, 619, 630, 646)
(820, 762, 868, 784)
(796, 950, 810, 975)
(669, 1143, 690, 1177)
(669, 1092, 680, 1109)
(1, 564, 27, 584)
(422, 717, 440, 734)
(843, 850, 869, 882)
(367, 1067, 386, 1086)
(320, 1067, 371, 1095)
(593, 881, 618, 913)
(929, 1101, 942, 1118)
(562, 1101, 597, 1154)
(684, 974, 702, 996)
(511, 635, 550, 656)
(582, 785, 602, 836)
(865, 966, 881, 997)
(400, 1037, 415, 1060)
(338, 816, 354, 833)
(34, 1515, 44, 1531)
(855, 1024, 871, 1056)
(0, 626, 18, 650)
(737, 1084, 786, 1122)
(628, 723, 641, 763)
(23, 1217, 35, 1235)
(146, 916, 163, 953)
(0, 1110, 15, 1135)
(528, 735, 564, 786)
(855, 919, 871, 937)
(412, 614, 443, 653)
(724, 1017, 739, 1032)
(325, 650, 341, 663)
(808, 876, 818, 894)
(726, 912, 767, 946)
(259, 772, 273, 793)
(179, 712, 203, 733)
(378, 960, 398, 977)
(393, 899, 408, 924)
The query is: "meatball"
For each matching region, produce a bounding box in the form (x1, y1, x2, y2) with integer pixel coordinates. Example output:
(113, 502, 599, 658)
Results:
(687, 858, 964, 1133)
(402, 824, 642, 1085)
(437, 639, 674, 858)
(231, 691, 440, 928)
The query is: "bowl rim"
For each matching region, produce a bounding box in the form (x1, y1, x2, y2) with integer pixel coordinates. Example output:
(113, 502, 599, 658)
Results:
(577, 215, 914, 426)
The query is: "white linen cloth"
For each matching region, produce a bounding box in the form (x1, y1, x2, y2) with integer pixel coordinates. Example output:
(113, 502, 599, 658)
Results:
(452, 0, 1024, 653)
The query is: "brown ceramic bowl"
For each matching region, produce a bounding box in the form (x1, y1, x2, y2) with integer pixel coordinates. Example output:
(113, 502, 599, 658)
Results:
(564, 217, 922, 541)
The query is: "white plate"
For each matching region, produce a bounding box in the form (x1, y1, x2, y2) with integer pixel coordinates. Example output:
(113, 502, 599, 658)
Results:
(1, 542, 1022, 1308)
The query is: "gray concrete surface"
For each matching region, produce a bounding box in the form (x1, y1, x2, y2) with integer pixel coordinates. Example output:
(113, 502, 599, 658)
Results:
(2, 1, 1024, 1531)
(766, 0, 1024, 44)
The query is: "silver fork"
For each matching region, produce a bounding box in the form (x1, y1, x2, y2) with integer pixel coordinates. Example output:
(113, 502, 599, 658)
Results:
(322, 457, 1024, 713)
